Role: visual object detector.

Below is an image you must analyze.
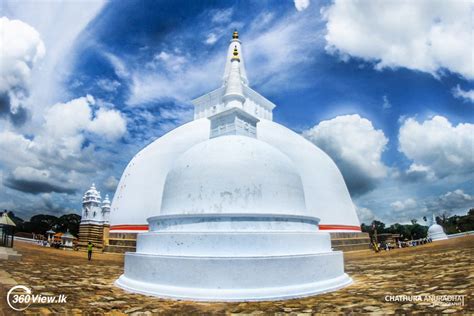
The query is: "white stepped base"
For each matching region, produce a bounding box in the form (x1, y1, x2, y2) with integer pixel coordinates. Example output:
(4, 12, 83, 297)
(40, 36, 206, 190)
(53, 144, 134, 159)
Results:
(431, 234, 448, 241)
(116, 251, 352, 301)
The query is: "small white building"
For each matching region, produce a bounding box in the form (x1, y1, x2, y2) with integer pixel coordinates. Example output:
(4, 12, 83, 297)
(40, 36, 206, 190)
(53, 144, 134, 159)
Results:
(61, 230, 75, 248)
(428, 214, 448, 241)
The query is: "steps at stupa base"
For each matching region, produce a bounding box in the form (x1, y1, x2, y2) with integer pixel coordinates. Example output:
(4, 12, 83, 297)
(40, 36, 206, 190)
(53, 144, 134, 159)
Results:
(329, 232, 371, 252)
(117, 250, 352, 301)
(103, 231, 372, 253)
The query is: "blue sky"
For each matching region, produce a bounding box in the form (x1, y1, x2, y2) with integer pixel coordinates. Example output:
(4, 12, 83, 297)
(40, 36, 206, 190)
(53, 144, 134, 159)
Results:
(0, 0, 473, 224)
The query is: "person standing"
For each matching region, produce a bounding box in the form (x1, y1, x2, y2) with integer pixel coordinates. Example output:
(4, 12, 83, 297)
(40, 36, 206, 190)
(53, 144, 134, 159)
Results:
(87, 242, 94, 261)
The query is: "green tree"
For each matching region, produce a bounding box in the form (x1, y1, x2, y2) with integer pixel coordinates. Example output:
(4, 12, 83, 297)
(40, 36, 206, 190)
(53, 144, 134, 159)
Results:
(27, 214, 59, 234)
(56, 214, 81, 236)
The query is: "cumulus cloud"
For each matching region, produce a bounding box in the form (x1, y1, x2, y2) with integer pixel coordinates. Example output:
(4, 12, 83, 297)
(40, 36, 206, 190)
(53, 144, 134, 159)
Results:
(0, 17, 45, 125)
(5, 166, 77, 194)
(399, 116, 474, 179)
(452, 85, 474, 103)
(96, 78, 121, 93)
(294, 0, 310, 11)
(322, 0, 473, 79)
(390, 198, 417, 211)
(211, 8, 233, 23)
(104, 175, 119, 191)
(404, 163, 436, 182)
(88, 108, 127, 140)
(356, 206, 377, 224)
(0, 95, 126, 194)
(127, 50, 222, 105)
(303, 114, 388, 195)
(205, 33, 218, 45)
(426, 189, 473, 217)
(3, 0, 106, 123)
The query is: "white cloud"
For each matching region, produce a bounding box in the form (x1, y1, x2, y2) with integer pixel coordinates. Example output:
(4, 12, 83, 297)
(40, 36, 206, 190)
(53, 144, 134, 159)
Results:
(96, 78, 121, 93)
(102, 51, 130, 79)
(0, 131, 39, 167)
(399, 116, 474, 178)
(3, 0, 106, 124)
(244, 13, 321, 91)
(356, 206, 376, 223)
(0, 17, 45, 124)
(382, 95, 391, 109)
(0, 95, 126, 194)
(405, 163, 436, 181)
(391, 198, 417, 211)
(303, 114, 388, 194)
(148, 51, 188, 72)
(104, 175, 119, 191)
(42, 95, 126, 141)
(425, 189, 473, 217)
(125, 8, 321, 106)
(127, 50, 222, 105)
(88, 108, 127, 140)
(452, 85, 474, 103)
(205, 33, 218, 45)
(0, 17, 45, 95)
(322, 0, 473, 79)
(294, 0, 310, 11)
(211, 8, 233, 23)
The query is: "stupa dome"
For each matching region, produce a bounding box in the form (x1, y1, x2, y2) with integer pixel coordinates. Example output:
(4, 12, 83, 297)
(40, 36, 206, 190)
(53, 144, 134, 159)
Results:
(428, 223, 443, 235)
(428, 221, 448, 241)
(160, 135, 307, 217)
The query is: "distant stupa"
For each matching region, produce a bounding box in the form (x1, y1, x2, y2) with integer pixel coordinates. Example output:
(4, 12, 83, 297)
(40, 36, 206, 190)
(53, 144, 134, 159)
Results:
(428, 214, 448, 241)
(114, 30, 357, 301)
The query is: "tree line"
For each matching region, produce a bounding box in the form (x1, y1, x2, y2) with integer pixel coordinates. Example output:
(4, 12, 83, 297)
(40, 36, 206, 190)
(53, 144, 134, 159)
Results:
(361, 208, 474, 240)
(4, 211, 81, 237)
(3, 208, 473, 240)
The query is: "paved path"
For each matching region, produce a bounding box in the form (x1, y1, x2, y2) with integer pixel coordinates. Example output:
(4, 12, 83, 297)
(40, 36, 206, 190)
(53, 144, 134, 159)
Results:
(0, 236, 472, 314)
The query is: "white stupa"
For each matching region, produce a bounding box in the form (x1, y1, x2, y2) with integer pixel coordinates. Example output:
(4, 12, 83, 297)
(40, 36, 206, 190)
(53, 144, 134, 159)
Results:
(110, 30, 360, 235)
(61, 230, 75, 248)
(428, 214, 448, 241)
(115, 31, 354, 301)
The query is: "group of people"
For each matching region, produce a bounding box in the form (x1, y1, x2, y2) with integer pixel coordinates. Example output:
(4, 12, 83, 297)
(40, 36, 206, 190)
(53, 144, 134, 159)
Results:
(372, 237, 433, 252)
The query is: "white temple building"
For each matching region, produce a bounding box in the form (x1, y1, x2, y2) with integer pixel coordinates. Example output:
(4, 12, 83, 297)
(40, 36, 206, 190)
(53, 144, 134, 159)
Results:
(80, 184, 111, 225)
(78, 184, 112, 250)
(428, 214, 448, 241)
(114, 31, 357, 300)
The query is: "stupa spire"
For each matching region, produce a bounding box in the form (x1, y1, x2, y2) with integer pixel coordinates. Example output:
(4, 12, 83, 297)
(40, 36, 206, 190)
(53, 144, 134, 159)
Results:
(223, 45, 245, 106)
(223, 30, 248, 86)
(191, 29, 276, 121)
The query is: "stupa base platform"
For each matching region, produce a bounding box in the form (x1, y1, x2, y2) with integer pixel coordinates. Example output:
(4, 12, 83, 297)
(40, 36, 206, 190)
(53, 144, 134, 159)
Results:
(0, 247, 22, 261)
(115, 251, 352, 301)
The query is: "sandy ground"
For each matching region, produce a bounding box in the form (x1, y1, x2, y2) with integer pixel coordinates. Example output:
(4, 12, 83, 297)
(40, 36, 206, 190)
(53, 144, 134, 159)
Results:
(0, 236, 472, 315)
